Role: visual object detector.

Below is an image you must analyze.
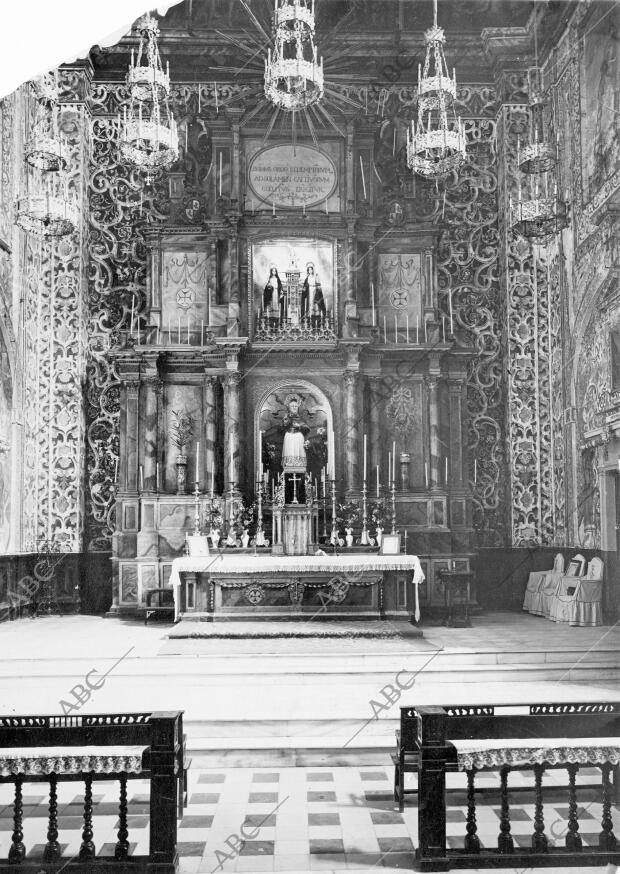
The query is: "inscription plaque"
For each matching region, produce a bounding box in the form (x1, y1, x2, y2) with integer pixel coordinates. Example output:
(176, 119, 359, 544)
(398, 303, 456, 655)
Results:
(248, 144, 337, 208)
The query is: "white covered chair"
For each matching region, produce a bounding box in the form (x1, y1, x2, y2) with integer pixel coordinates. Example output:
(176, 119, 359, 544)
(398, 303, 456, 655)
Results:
(539, 553, 586, 619)
(548, 556, 604, 626)
(523, 553, 564, 615)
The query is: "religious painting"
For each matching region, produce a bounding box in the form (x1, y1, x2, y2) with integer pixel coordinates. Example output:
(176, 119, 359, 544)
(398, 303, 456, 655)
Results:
(161, 251, 210, 336)
(583, 7, 620, 197)
(257, 383, 334, 496)
(250, 239, 335, 327)
(377, 253, 422, 329)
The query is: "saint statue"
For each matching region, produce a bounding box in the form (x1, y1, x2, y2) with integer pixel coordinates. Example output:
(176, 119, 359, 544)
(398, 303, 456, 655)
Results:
(263, 267, 284, 320)
(301, 263, 326, 319)
(280, 394, 310, 472)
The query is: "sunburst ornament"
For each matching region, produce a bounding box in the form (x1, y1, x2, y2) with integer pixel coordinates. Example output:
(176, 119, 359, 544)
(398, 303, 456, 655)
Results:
(406, 0, 466, 179)
(119, 13, 178, 180)
(265, 0, 324, 111)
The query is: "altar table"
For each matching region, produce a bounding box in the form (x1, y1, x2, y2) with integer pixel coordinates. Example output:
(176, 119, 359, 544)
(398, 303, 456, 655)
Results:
(169, 553, 425, 622)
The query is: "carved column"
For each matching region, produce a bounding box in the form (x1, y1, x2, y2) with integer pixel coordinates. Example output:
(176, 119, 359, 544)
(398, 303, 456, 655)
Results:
(142, 372, 159, 491)
(448, 378, 465, 488)
(344, 371, 359, 493)
(223, 370, 241, 491)
(427, 377, 440, 489)
(368, 377, 382, 479)
(203, 374, 217, 493)
(124, 380, 140, 492)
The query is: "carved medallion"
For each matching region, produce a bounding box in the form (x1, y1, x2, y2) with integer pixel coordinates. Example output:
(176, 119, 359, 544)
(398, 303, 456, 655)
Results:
(245, 583, 264, 606)
(386, 384, 414, 435)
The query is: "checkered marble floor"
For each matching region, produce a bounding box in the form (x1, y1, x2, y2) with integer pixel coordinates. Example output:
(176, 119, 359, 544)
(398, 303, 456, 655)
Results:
(0, 764, 617, 873)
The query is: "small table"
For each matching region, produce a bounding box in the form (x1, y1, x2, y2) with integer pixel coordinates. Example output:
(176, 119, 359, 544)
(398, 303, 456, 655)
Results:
(438, 570, 473, 627)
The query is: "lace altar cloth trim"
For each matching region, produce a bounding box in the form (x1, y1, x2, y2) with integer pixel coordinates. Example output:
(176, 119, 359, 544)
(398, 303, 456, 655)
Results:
(453, 737, 620, 771)
(0, 745, 148, 776)
(171, 554, 424, 579)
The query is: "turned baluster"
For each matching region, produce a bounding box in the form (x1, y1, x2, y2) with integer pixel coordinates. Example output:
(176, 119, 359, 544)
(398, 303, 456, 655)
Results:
(599, 763, 618, 850)
(8, 776, 25, 863)
(532, 763, 548, 852)
(79, 773, 96, 860)
(565, 763, 582, 851)
(115, 773, 130, 860)
(497, 766, 514, 854)
(464, 768, 481, 853)
(43, 774, 61, 862)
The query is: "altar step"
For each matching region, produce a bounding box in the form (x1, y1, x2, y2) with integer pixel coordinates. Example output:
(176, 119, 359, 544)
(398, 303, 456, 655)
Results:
(168, 619, 423, 638)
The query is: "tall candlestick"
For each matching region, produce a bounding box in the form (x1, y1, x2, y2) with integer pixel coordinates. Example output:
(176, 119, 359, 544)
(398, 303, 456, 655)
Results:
(363, 434, 367, 482)
(196, 442, 200, 485)
(376, 464, 379, 498)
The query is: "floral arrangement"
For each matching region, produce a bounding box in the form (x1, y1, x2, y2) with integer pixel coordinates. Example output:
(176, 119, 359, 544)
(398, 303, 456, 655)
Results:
(233, 500, 256, 533)
(369, 499, 392, 530)
(335, 500, 360, 531)
(169, 410, 194, 452)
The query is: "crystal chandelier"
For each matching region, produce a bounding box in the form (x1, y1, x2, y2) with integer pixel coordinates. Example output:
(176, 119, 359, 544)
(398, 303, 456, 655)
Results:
(407, 0, 466, 179)
(511, 68, 568, 243)
(15, 80, 78, 237)
(119, 13, 178, 179)
(265, 0, 324, 111)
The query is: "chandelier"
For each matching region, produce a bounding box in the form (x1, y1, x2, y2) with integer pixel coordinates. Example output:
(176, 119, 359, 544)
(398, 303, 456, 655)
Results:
(511, 68, 568, 243)
(407, 0, 466, 179)
(119, 13, 178, 179)
(265, 0, 324, 111)
(15, 79, 78, 238)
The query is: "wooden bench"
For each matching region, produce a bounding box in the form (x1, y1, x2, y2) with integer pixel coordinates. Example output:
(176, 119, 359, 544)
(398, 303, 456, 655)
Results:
(0, 710, 191, 873)
(412, 701, 620, 871)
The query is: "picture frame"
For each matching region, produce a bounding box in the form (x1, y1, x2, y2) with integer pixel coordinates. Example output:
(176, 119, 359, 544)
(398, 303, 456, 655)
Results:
(380, 534, 401, 555)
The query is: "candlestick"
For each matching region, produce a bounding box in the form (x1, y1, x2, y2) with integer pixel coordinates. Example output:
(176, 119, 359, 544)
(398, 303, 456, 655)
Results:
(360, 480, 369, 545)
(330, 479, 337, 546)
(376, 464, 380, 498)
(390, 477, 396, 535)
(363, 433, 367, 482)
(256, 478, 264, 545)
(193, 481, 201, 535)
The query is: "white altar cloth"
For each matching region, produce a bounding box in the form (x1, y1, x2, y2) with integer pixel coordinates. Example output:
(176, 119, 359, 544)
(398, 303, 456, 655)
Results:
(452, 736, 620, 771)
(169, 553, 425, 621)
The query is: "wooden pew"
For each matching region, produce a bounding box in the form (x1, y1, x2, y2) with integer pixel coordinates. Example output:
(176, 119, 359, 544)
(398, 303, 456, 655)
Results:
(0, 711, 190, 873)
(413, 701, 620, 871)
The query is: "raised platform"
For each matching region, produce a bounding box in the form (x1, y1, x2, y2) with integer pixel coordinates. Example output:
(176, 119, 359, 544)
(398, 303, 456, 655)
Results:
(168, 619, 423, 638)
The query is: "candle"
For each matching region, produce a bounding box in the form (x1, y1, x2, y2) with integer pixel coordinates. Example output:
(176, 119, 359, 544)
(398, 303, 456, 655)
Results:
(394, 315, 398, 343)
(359, 154, 367, 199)
(383, 315, 387, 344)
(201, 319, 204, 349)
(445, 456, 448, 483)
(474, 458, 477, 482)
(388, 451, 391, 488)
(443, 315, 446, 340)
(376, 464, 379, 498)
(130, 297, 134, 335)
(258, 429, 263, 476)
(363, 434, 367, 482)
(371, 281, 376, 325)
(114, 458, 119, 483)
(196, 442, 200, 485)
(406, 315, 409, 344)
(424, 318, 427, 343)
(219, 151, 222, 197)
(449, 289, 454, 334)
(392, 442, 396, 483)
(156, 462, 160, 490)
(137, 322, 140, 345)
(139, 465, 144, 491)
(211, 459, 214, 498)
(416, 314, 419, 344)
(425, 462, 429, 489)
(322, 467, 326, 497)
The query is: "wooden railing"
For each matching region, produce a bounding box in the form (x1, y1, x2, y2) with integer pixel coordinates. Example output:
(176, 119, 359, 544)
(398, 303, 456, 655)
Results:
(412, 701, 620, 871)
(0, 711, 186, 873)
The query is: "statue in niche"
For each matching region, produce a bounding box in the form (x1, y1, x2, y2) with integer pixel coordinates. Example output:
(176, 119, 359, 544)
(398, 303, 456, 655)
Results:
(280, 394, 310, 471)
(301, 263, 326, 319)
(263, 267, 285, 320)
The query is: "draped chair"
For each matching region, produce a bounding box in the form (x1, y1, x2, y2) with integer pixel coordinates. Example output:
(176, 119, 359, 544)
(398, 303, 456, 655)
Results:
(549, 556, 604, 626)
(538, 553, 586, 619)
(523, 553, 564, 615)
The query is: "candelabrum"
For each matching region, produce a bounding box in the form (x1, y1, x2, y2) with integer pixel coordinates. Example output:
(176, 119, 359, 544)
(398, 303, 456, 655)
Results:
(193, 482, 201, 535)
(255, 480, 268, 547)
(330, 479, 338, 545)
(360, 481, 369, 545)
(391, 478, 397, 535)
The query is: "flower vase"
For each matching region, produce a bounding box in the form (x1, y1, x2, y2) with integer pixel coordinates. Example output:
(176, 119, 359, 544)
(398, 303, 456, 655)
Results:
(345, 527, 354, 548)
(376, 526, 384, 547)
(241, 529, 250, 549)
(209, 528, 220, 549)
(176, 454, 188, 495)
